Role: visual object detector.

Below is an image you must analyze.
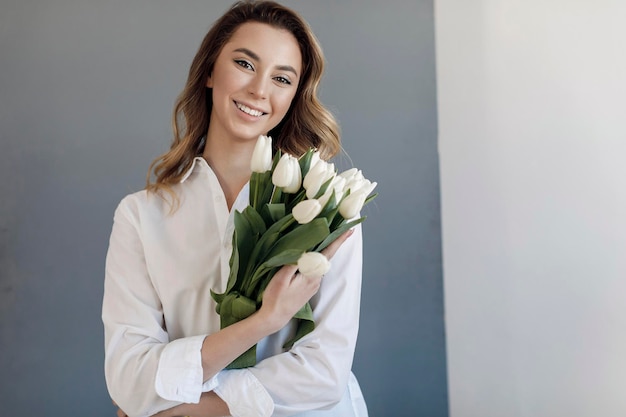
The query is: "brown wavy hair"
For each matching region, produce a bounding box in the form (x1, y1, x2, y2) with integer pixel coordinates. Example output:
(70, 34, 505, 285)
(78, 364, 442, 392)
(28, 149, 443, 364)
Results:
(146, 0, 340, 197)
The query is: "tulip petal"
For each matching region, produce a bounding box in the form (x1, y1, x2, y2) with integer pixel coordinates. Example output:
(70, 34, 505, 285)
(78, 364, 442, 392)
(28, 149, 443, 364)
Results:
(297, 252, 331, 279)
(250, 135, 273, 173)
(292, 199, 322, 224)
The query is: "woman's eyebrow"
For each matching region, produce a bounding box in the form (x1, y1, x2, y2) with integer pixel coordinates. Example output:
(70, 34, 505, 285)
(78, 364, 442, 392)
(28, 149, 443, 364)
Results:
(233, 47, 299, 77)
(234, 47, 260, 61)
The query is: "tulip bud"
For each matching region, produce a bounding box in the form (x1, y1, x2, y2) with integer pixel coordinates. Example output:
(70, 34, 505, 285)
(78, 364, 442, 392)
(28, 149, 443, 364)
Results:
(338, 168, 362, 183)
(349, 179, 376, 196)
(272, 153, 302, 193)
(250, 135, 273, 173)
(297, 252, 331, 279)
(345, 177, 376, 195)
(309, 151, 321, 171)
(338, 189, 368, 219)
(292, 199, 322, 224)
(362, 180, 377, 196)
(303, 160, 335, 199)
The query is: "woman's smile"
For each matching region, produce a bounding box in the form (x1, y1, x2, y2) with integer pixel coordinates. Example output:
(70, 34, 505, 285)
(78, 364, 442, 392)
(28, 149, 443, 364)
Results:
(234, 100, 267, 118)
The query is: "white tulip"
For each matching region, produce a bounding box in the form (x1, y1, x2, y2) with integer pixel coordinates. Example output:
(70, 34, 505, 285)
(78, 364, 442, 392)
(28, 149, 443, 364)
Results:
(272, 153, 302, 193)
(345, 177, 376, 195)
(309, 151, 321, 171)
(359, 179, 377, 196)
(297, 252, 331, 279)
(303, 160, 335, 199)
(338, 189, 368, 219)
(250, 135, 273, 173)
(292, 199, 322, 224)
(338, 168, 363, 183)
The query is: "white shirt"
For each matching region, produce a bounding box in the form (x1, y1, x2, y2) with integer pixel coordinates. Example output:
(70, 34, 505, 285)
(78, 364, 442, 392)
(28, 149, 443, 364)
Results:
(103, 157, 368, 417)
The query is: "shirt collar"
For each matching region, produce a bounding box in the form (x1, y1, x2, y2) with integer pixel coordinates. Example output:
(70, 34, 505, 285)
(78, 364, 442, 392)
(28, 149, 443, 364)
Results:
(180, 157, 208, 183)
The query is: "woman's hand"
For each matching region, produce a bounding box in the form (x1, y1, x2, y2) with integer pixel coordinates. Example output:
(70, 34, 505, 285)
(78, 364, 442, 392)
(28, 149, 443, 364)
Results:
(257, 229, 354, 332)
(197, 229, 355, 382)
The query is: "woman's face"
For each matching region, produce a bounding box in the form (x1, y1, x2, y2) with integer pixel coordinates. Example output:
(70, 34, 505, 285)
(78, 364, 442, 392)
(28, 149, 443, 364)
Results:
(206, 22, 302, 144)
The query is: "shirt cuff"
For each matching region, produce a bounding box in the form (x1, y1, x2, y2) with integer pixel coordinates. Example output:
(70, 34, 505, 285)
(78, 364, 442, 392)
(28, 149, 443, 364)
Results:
(155, 335, 217, 403)
(214, 369, 274, 417)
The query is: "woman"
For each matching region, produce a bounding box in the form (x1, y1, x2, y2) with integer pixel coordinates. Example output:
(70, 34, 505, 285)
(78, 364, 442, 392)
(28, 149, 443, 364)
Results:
(103, 2, 368, 416)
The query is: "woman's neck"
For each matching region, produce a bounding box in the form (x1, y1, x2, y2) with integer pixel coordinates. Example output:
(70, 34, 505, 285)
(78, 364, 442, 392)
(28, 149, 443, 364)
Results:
(202, 132, 255, 210)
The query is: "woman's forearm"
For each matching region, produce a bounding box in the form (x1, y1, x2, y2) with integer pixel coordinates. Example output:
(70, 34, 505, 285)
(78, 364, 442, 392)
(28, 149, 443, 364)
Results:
(200, 308, 279, 381)
(151, 392, 230, 417)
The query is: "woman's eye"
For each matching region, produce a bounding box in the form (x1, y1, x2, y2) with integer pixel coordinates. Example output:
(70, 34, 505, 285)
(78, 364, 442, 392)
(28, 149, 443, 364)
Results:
(235, 60, 253, 70)
(274, 76, 292, 85)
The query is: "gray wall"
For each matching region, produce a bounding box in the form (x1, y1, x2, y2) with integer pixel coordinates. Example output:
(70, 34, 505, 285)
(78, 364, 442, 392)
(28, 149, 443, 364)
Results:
(0, 1, 446, 416)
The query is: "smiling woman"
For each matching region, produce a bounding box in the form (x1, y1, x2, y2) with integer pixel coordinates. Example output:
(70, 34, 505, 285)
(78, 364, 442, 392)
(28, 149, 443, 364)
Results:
(205, 22, 302, 180)
(102, 1, 368, 417)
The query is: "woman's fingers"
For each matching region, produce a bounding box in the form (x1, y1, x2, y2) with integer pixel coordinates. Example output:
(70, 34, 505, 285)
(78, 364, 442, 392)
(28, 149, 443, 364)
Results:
(321, 228, 354, 260)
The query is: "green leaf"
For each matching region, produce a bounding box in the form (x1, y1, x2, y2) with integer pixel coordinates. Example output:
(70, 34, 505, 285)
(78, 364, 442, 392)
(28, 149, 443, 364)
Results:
(265, 218, 330, 260)
(293, 302, 314, 321)
(286, 188, 307, 212)
(298, 148, 315, 178)
(259, 248, 304, 268)
(245, 249, 304, 294)
(240, 214, 296, 290)
(250, 169, 274, 209)
(313, 176, 334, 199)
(255, 266, 279, 304)
(270, 187, 283, 204)
(258, 171, 274, 207)
(225, 230, 241, 293)
(242, 206, 266, 235)
(231, 213, 253, 292)
(263, 203, 286, 223)
(218, 294, 258, 369)
(219, 292, 257, 328)
(364, 192, 378, 206)
(210, 289, 225, 314)
(330, 211, 345, 231)
(230, 294, 257, 320)
(316, 217, 365, 252)
(254, 214, 295, 262)
(249, 172, 261, 209)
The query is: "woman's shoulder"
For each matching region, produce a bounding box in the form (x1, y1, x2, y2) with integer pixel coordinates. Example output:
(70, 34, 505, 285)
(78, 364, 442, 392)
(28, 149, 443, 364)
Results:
(113, 188, 175, 224)
(116, 189, 149, 211)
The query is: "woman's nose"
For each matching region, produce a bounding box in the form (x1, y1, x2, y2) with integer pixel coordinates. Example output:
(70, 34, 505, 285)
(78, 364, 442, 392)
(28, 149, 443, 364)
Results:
(247, 75, 268, 99)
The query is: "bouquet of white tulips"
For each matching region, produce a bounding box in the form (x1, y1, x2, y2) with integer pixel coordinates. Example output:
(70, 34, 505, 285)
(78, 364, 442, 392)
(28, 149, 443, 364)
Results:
(211, 135, 377, 369)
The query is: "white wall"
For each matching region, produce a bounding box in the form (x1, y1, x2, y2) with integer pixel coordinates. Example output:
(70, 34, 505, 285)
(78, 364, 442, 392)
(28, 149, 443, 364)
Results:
(436, 1, 626, 416)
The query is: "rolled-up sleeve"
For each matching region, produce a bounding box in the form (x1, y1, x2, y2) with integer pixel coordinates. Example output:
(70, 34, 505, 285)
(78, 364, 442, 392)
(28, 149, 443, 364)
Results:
(215, 225, 364, 417)
(102, 196, 214, 417)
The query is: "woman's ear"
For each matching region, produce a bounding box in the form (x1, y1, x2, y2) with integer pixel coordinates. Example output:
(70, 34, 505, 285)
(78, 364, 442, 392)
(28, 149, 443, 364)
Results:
(206, 74, 213, 88)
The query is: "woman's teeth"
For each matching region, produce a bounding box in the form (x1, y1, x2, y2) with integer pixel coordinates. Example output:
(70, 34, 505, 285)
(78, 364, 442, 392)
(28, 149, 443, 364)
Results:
(236, 102, 264, 117)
